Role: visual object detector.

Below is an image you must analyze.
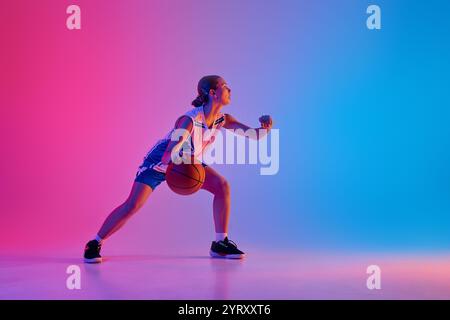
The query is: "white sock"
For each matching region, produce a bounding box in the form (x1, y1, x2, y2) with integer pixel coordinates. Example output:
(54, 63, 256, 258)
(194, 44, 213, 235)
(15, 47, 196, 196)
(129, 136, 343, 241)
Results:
(94, 234, 103, 244)
(215, 233, 228, 242)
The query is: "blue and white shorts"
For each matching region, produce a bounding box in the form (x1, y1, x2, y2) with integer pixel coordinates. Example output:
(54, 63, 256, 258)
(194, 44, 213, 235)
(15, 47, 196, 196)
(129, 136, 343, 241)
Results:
(134, 139, 207, 191)
(134, 162, 167, 191)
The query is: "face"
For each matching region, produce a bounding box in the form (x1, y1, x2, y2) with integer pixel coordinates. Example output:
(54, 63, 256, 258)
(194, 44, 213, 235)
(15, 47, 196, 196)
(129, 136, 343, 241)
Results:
(211, 78, 231, 105)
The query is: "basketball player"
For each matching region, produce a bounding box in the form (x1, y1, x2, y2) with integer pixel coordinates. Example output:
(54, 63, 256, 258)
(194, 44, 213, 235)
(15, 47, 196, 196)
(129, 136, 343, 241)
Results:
(83, 75, 273, 263)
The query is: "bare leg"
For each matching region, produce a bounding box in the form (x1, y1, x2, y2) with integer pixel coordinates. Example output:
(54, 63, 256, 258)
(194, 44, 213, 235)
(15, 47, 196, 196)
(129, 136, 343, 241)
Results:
(97, 181, 152, 240)
(200, 166, 231, 233)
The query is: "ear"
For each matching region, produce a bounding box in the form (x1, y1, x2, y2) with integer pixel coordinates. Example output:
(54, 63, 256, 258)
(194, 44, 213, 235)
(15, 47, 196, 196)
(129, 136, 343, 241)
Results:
(209, 88, 217, 97)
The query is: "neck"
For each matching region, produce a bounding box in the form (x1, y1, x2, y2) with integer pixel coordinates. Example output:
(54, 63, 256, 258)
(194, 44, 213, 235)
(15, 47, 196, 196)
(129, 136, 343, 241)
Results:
(203, 100, 222, 119)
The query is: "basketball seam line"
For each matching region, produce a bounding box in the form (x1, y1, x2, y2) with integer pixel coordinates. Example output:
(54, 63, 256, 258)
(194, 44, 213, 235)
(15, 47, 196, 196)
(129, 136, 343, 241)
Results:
(169, 167, 204, 185)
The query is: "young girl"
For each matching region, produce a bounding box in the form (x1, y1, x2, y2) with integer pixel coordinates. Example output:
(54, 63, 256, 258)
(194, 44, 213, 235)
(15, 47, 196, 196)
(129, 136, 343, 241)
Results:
(84, 75, 273, 263)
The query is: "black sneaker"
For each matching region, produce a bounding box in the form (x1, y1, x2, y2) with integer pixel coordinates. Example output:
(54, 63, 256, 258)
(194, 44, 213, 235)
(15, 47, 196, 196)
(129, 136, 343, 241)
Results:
(210, 237, 246, 259)
(83, 240, 102, 263)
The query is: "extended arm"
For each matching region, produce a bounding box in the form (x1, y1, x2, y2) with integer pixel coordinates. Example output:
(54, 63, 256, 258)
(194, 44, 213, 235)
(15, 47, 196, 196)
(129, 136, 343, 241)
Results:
(223, 113, 273, 140)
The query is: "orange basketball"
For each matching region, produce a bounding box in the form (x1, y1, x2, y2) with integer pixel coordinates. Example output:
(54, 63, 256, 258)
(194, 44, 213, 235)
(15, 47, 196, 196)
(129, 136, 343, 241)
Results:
(166, 162, 206, 195)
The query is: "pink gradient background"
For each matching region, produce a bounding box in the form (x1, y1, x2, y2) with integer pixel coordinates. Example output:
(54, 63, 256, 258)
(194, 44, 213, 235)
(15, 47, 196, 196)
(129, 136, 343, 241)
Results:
(1, 0, 289, 254)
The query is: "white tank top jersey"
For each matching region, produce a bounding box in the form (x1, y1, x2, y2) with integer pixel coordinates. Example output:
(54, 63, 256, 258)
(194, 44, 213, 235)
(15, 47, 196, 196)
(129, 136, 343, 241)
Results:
(142, 106, 226, 173)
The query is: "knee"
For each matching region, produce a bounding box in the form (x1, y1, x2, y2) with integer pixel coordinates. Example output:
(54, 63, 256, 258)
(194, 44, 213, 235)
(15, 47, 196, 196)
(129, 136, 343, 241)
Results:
(217, 179, 230, 197)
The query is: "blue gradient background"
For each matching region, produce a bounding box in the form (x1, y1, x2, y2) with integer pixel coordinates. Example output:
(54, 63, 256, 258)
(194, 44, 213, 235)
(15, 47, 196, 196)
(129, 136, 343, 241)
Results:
(266, 0, 450, 251)
(1, 0, 449, 253)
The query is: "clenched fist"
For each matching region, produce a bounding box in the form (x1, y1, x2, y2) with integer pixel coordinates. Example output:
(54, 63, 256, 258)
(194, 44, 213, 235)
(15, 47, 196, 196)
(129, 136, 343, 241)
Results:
(259, 115, 273, 130)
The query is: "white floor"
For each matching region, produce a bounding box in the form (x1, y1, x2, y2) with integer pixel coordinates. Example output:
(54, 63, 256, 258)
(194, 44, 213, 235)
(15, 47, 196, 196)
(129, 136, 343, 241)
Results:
(1, 249, 450, 299)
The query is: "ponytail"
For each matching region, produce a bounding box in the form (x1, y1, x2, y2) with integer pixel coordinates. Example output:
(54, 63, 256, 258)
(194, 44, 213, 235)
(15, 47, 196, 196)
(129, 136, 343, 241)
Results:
(191, 94, 207, 107)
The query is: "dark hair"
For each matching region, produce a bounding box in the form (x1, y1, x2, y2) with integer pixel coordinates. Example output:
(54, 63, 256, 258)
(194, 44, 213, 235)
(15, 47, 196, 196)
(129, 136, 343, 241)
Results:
(191, 75, 222, 107)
